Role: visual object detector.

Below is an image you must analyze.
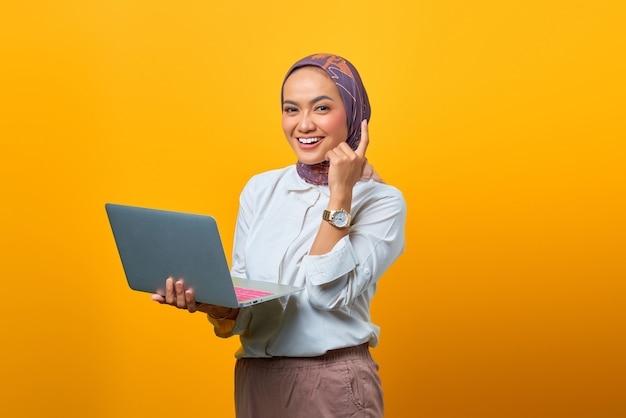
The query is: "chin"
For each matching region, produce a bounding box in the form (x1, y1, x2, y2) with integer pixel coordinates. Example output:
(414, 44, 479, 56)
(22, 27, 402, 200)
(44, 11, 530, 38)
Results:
(292, 149, 324, 165)
(297, 156, 326, 165)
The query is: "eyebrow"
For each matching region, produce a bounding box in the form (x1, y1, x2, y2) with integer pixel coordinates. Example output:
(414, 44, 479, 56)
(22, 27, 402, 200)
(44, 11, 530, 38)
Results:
(283, 95, 335, 106)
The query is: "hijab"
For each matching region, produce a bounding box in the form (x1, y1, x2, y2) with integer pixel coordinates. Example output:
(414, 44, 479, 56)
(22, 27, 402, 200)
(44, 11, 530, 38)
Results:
(281, 53, 371, 185)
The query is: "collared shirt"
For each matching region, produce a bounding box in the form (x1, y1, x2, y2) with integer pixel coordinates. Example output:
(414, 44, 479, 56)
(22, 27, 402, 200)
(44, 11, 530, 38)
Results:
(211, 165, 406, 358)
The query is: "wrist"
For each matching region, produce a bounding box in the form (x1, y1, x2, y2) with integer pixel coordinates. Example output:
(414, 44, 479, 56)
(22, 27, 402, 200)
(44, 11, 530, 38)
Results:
(327, 194, 352, 211)
(323, 208, 351, 229)
(204, 306, 239, 320)
(328, 186, 352, 199)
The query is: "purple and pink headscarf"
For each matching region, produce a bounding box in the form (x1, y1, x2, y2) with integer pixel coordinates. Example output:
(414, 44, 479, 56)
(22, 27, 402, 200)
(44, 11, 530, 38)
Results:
(281, 53, 371, 185)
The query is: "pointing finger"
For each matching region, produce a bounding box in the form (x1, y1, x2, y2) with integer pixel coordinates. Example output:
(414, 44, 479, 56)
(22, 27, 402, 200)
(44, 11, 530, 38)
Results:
(355, 119, 369, 158)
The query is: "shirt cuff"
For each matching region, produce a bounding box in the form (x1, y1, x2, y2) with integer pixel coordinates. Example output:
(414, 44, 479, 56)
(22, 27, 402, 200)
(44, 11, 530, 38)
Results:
(207, 307, 253, 338)
(303, 236, 358, 286)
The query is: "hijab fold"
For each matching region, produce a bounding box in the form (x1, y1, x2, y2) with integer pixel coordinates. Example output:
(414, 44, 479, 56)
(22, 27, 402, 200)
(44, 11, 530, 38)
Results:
(281, 54, 371, 185)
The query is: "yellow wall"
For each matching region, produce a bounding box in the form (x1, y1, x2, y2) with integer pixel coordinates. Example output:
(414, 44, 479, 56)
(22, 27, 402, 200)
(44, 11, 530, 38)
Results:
(1, 1, 624, 417)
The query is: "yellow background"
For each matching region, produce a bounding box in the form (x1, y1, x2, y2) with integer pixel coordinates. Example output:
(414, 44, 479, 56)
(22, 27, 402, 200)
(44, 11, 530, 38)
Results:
(1, 1, 624, 417)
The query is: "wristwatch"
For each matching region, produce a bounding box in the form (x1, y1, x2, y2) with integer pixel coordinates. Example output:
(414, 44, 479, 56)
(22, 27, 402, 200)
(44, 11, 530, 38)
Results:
(322, 208, 351, 229)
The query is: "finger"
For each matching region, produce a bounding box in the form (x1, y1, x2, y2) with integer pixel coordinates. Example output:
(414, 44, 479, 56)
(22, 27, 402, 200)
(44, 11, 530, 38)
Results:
(175, 280, 186, 308)
(325, 143, 345, 159)
(326, 143, 355, 164)
(165, 277, 175, 304)
(355, 119, 369, 158)
(151, 294, 166, 303)
(185, 290, 197, 313)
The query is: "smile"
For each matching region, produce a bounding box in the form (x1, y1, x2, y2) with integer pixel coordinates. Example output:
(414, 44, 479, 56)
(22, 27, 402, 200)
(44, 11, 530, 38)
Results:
(297, 137, 323, 144)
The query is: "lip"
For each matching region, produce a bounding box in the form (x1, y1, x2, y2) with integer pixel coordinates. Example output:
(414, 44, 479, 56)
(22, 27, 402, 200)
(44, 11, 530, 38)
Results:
(296, 136, 324, 148)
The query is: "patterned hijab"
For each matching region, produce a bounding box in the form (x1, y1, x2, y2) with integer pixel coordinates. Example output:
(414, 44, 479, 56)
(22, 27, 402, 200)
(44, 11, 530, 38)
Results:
(281, 53, 371, 185)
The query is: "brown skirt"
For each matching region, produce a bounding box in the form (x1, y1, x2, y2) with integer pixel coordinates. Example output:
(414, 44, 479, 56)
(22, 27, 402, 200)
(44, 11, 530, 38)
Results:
(234, 344, 384, 418)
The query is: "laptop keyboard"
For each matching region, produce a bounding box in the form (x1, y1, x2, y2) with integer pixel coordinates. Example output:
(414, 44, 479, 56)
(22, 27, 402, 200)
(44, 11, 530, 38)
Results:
(234, 286, 274, 302)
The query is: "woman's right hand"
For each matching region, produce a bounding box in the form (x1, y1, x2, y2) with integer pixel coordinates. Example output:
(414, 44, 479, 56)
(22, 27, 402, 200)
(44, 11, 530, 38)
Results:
(151, 277, 238, 319)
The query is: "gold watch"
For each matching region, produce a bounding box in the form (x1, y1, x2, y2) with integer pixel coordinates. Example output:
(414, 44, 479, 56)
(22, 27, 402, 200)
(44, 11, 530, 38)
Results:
(322, 208, 351, 229)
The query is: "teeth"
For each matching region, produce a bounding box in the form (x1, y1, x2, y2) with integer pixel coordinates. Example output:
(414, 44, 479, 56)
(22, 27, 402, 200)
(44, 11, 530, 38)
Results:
(298, 137, 321, 144)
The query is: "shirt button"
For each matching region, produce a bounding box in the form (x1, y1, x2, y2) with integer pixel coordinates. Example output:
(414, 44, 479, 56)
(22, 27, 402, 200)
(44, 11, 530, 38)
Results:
(364, 268, 371, 276)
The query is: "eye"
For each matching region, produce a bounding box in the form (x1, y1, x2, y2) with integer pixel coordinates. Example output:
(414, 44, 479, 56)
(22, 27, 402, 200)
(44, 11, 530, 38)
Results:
(283, 106, 298, 114)
(315, 104, 330, 112)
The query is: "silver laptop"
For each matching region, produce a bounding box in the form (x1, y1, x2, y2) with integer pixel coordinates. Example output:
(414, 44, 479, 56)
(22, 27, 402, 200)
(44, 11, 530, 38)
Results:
(105, 203, 303, 308)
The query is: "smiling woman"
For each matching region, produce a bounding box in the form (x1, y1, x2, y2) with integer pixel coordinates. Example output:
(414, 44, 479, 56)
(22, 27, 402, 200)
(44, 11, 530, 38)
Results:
(281, 66, 349, 165)
(3, 1, 625, 416)
(151, 53, 407, 417)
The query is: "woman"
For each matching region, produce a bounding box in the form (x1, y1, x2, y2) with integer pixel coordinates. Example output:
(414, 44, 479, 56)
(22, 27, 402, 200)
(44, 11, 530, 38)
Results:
(152, 53, 406, 417)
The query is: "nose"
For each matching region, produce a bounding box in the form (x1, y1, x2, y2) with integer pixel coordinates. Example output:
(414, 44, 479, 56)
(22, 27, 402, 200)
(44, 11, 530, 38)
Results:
(297, 111, 315, 132)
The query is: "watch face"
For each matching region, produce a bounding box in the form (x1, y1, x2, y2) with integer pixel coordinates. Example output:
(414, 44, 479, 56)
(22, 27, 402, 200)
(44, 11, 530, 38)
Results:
(333, 211, 349, 227)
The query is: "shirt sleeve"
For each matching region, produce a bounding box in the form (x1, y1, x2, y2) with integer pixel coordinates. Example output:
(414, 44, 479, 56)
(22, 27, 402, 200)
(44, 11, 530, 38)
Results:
(207, 307, 253, 338)
(302, 187, 406, 310)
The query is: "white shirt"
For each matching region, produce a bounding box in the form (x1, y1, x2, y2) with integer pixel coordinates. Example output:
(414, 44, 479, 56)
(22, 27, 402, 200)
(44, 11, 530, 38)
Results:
(214, 165, 406, 358)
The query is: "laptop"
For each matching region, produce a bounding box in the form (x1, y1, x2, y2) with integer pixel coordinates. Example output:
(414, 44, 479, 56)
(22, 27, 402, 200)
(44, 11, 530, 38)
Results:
(105, 203, 303, 308)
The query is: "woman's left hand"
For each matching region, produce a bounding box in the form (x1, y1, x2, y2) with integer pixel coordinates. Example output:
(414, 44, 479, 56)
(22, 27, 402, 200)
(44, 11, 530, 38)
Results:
(325, 119, 370, 194)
